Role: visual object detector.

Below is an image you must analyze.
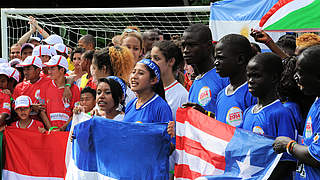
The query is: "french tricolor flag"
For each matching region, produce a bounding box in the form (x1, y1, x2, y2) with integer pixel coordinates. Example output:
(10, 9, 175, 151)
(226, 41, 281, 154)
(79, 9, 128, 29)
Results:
(175, 108, 282, 180)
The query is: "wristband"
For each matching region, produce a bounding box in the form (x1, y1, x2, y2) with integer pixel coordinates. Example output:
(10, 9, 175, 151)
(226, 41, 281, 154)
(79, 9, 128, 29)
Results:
(39, 28, 43, 34)
(290, 142, 297, 154)
(286, 140, 296, 155)
(65, 83, 71, 88)
(49, 126, 59, 131)
(266, 38, 272, 45)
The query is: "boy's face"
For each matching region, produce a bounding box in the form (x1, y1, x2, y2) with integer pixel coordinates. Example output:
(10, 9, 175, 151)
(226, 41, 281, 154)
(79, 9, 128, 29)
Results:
(182, 31, 208, 66)
(0, 75, 8, 90)
(21, 48, 33, 61)
(246, 59, 273, 98)
(15, 107, 31, 120)
(80, 92, 96, 113)
(48, 66, 64, 81)
(295, 55, 320, 96)
(214, 42, 239, 78)
(23, 66, 40, 81)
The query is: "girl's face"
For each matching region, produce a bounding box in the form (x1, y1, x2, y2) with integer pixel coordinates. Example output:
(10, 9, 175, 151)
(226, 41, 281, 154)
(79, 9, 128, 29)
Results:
(15, 107, 31, 120)
(151, 46, 172, 78)
(73, 53, 82, 70)
(0, 75, 9, 90)
(129, 63, 156, 93)
(246, 60, 273, 98)
(96, 82, 115, 112)
(90, 62, 108, 83)
(122, 36, 142, 62)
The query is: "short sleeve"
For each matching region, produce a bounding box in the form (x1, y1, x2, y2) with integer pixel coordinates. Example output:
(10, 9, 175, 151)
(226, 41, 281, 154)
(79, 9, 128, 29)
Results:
(0, 93, 11, 115)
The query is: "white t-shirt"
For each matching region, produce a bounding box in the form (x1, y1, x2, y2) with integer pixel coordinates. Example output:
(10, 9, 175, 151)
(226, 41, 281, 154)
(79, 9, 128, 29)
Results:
(165, 80, 189, 121)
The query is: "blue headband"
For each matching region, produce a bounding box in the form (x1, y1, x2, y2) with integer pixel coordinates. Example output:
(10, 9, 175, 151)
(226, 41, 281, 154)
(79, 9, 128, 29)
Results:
(107, 76, 127, 98)
(138, 59, 161, 83)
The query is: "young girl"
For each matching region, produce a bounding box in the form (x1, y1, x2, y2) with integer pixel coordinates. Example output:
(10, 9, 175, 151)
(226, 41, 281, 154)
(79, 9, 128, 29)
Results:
(95, 76, 126, 121)
(123, 59, 173, 123)
(120, 29, 143, 63)
(69, 47, 86, 88)
(151, 40, 188, 121)
(10, 95, 44, 131)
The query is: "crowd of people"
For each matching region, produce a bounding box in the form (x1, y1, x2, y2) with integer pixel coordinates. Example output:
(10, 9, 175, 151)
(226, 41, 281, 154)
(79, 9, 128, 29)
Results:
(1, 15, 320, 179)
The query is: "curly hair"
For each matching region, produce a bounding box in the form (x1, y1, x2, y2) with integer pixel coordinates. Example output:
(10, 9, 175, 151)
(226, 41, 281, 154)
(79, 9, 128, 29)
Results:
(296, 33, 320, 48)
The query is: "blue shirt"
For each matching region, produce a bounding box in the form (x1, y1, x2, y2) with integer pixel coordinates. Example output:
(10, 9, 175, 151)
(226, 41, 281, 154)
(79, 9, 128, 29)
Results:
(188, 68, 229, 113)
(215, 82, 257, 128)
(283, 101, 304, 135)
(243, 100, 297, 161)
(299, 98, 320, 179)
(123, 94, 173, 123)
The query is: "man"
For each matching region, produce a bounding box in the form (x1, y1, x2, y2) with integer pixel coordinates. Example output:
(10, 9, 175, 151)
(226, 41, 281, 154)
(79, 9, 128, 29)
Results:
(9, 44, 21, 60)
(40, 55, 80, 130)
(32, 45, 56, 77)
(182, 24, 229, 114)
(20, 43, 34, 61)
(79, 50, 96, 90)
(142, 29, 160, 57)
(78, 34, 95, 50)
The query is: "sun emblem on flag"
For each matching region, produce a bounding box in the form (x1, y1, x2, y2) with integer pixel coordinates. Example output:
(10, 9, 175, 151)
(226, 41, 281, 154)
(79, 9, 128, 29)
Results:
(240, 24, 249, 38)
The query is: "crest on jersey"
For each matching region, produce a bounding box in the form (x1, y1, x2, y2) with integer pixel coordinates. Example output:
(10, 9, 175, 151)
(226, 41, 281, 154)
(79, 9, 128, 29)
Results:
(305, 116, 313, 139)
(198, 86, 212, 106)
(226, 107, 243, 127)
(253, 126, 264, 135)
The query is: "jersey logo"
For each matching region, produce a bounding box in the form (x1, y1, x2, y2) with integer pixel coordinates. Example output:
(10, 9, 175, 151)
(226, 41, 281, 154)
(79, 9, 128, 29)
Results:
(198, 86, 212, 106)
(50, 113, 69, 121)
(226, 107, 243, 127)
(305, 116, 313, 139)
(313, 133, 319, 144)
(253, 126, 264, 135)
(135, 121, 142, 123)
(3, 103, 10, 110)
(35, 89, 40, 101)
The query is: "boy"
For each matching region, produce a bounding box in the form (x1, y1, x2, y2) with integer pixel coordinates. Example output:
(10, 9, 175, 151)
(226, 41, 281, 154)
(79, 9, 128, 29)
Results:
(40, 55, 80, 130)
(214, 34, 257, 127)
(11, 95, 43, 131)
(0, 70, 11, 127)
(243, 52, 297, 179)
(79, 87, 96, 114)
(182, 24, 229, 114)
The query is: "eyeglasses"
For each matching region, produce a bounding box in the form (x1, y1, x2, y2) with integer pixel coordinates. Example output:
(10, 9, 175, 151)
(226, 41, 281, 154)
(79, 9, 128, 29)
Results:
(123, 29, 138, 33)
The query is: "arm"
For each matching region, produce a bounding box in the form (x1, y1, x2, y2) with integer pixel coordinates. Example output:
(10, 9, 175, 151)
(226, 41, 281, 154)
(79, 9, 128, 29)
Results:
(0, 113, 8, 126)
(29, 16, 49, 39)
(250, 29, 289, 59)
(63, 76, 76, 103)
(39, 110, 51, 130)
(59, 116, 73, 131)
(17, 21, 36, 45)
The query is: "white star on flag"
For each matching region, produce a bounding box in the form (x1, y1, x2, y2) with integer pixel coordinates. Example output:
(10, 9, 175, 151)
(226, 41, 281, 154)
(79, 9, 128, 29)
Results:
(236, 150, 264, 179)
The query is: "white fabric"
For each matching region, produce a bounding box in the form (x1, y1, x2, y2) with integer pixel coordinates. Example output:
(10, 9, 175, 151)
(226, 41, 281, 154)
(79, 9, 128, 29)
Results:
(165, 81, 188, 121)
(113, 113, 124, 121)
(125, 87, 136, 106)
(43, 34, 63, 45)
(54, 43, 68, 55)
(32, 45, 52, 57)
(15, 95, 32, 109)
(19, 56, 43, 69)
(44, 55, 68, 70)
(2, 170, 63, 180)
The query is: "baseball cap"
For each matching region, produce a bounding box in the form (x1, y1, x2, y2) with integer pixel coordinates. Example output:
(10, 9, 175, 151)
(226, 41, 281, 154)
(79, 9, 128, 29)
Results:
(0, 58, 8, 64)
(18, 56, 43, 69)
(15, 95, 32, 109)
(32, 45, 52, 57)
(20, 43, 35, 55)
(0, 67, 20, 82)
(43, 34, 63, 45)
(29, 36, 41, 43)
(44, 55, 68, 70)
(9, 58, 22, 67)
(54, 43, 68, 55)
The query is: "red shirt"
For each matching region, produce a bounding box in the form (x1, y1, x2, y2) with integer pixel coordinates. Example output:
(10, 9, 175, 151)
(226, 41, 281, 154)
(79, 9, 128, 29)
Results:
(40, 80, 80, 128)
(10, 119, 44, 131)
(0, 91, 11, 115)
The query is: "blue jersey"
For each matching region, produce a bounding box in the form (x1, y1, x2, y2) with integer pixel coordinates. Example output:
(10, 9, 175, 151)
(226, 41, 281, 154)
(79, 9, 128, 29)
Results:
(298, 98, 320, 179)
(188, 68, 229, 113)
(283, 101, 304, 135)
(123, 94, 173, 123)
(243, 100, 297, 161)
(215, 82, 257, 128)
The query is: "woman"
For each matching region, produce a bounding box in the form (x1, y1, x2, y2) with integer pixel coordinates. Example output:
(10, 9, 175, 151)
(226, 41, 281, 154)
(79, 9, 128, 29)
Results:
(90, 46, 135, 105)
(69, 47, 86, 88)
(151, 40, 188, 121)
(123, 58, 172, 124)
(120, 29, 143, 63)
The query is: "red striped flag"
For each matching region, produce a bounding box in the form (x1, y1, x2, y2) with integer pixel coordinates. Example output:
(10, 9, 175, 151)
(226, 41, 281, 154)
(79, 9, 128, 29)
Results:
(175, 107, 236, 179)
(2, 126, 69, 179)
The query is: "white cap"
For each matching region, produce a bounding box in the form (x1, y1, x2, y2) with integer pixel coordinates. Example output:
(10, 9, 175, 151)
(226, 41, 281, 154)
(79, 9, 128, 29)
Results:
(54, 43, 68, 55)
(9, 58, 22, 67)
(44, 55, 68, 70)
(47, 45, 57, 56)
(0, 67, 20, 82)
(15, 95, 32, 109)
(0, 58, 8, 64)
(18, 56, 43, 69)
(32, 45, 52, 57)
(0, 63, 10, 68)
(29, 36, 41, 42)
(43, 34, 63, 45)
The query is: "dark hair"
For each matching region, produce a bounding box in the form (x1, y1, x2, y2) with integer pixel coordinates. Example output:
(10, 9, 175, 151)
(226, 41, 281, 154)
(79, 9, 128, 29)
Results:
(97, 77, 125, 111)
(70, 47, 85, 62)
(219, 34, 253, 64)
(143, 29, 161, 39)
(250, 42, 261, 56)
(276, 34, 296, 56)
(82, 50, 95, 63)
(251, 52, 283, 80)
(92, 48, 114, 75)
(184, 24, 213, 43)
(143, 63, 166, 100)
(152, 40, 184, 72)
(81, 87, 96, 98)
(57, 66, 67, 74)
(80, 34, 95, 48)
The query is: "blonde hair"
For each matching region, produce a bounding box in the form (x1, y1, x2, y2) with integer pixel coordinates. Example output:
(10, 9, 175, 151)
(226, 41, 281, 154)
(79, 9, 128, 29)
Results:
(108, 46, 135, 83)
(296, 33, 320, 48)
(120, 31, 143, 50)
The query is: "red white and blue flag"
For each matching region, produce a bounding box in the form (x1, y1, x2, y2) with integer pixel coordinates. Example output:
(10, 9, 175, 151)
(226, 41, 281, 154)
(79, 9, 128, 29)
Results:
(174, 107, 282, 180)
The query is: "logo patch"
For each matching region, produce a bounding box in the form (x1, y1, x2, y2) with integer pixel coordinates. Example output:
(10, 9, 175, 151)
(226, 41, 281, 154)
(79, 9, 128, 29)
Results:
(198, 86, 212, 106)
(253, 126, 264, 135)
(50, 113, 69, 121)
(305, 116, 313, 138)
(3, 103, 10, 110)
(226, 107, 243, 127)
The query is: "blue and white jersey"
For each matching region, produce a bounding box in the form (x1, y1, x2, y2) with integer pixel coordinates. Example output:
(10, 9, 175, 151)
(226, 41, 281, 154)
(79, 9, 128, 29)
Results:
(283, 101, 304, 136)
(188, 68, 229, 113)
(215, 82, 257, 128)
(242, 99, 297, 161)
(123, 94, 173, 123)
(298, 98, 320, 179)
